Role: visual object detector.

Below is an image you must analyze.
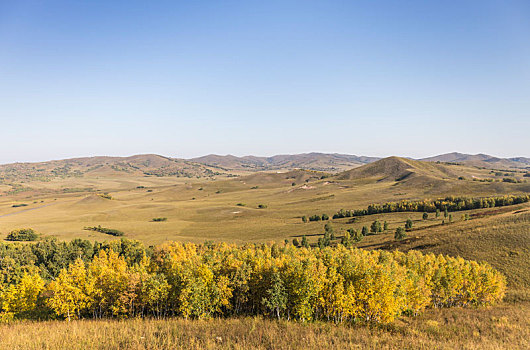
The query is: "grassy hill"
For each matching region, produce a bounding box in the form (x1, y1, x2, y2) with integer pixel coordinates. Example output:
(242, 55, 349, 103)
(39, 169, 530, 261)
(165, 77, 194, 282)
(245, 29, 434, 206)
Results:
(0, 154, 529, 349)
(0, 154, 231, 185)
(191, 152, 380, 172)
(421, 152, 530, 169)
(0, 156, 527, 245)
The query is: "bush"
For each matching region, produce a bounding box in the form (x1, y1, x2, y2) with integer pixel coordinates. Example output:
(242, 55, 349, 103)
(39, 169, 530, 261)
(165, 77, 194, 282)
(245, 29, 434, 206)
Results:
(258, 204, 268, 209)
(405, 219, 413, 230)
(301, 216, 307, 223)
(422, 213, 428, 220)
(321, 213, 329, 221)
(6, 228, 39, 241)
(84, 225, 124, 237)
(12, 203, 28, 208)
(309, 215, 321, 222)
(236, 203, 246, 207)
(152, 217, 167, 222)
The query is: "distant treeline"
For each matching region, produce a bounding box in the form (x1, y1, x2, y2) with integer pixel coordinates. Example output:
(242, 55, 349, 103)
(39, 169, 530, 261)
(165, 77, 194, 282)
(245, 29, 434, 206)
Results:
(0, 239, 505, 324)
(332, 194, 530, 219)
(84, 225, 124, 236)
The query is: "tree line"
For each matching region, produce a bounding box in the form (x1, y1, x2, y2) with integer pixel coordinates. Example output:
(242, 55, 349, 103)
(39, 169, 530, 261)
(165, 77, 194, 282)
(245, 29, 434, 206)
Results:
(0, 239, 505, 324)
(331, 194, 529, 219)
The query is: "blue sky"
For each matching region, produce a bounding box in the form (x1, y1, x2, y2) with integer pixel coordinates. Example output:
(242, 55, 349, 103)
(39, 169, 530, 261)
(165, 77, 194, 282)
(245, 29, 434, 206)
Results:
(0, 0, 529, 163)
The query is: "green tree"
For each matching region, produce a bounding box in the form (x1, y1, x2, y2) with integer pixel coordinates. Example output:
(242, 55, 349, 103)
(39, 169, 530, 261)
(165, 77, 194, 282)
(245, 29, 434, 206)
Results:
(422, 212, 428, 220)
(383, 221, 389, 230)
(405, 219, 413, 230)
(361, 226, 368, 236)
(301, 216, 307, 223)
(262, 271, 287, 320)
(301, 235, 309, 248)
(394, 227, 406, 240)
(370, 220, 382, 234)
(292, 238, 299, 247)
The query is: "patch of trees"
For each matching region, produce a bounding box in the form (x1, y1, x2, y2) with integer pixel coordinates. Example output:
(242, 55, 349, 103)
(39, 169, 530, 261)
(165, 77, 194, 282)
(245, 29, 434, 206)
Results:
(332, 194, 530, 218)
(151, 218, 167, 222)
(0, 241, 505, 323)
(307, 214, 329, 222)
(84, 225, 124, 237)
(12, 203, 28, 208)
(6, 228, 39, 241)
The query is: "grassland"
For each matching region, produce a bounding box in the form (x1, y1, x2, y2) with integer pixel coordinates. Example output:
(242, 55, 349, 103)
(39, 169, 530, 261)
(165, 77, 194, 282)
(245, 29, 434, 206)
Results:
(1, 303, 528, 349)
(0, 157, 527, 244)
(0, 156, 528, 349)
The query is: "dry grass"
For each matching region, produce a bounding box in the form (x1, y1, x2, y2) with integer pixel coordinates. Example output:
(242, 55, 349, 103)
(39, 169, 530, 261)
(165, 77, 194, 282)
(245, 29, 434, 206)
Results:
(0, 160, 526, 245)
(0, 160, 528, 349)
(1, 302, 528, 350)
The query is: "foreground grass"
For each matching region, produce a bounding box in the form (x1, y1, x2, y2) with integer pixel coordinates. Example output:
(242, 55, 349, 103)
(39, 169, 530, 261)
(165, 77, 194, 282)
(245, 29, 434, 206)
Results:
(1, 303, 528, 350)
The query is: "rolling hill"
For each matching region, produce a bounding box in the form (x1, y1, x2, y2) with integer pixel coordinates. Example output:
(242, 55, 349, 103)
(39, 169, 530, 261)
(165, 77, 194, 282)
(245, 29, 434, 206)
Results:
(421, 152, 530, 169)
(335, 156, 457, 182)
(0, 154, 228, 183)
(191, 152, 380, 172)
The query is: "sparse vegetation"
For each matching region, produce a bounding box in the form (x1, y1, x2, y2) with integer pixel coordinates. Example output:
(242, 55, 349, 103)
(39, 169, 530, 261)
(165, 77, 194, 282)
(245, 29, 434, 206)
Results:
(84, 225, 124, 236)
(11, 203, 29, 208)
(152, 217, 167, 222)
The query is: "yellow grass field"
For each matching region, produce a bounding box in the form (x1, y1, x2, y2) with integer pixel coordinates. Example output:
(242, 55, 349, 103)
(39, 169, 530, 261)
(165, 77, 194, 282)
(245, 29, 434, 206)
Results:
(0, 156, 528, 349)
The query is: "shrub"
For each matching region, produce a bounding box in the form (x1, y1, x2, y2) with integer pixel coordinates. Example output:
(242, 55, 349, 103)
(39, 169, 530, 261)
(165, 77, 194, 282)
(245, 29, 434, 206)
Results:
(321, 214, 329, 220)
(405, 219, 413, 230)
(152, 217, 167, 222)
(6, 228, 39, 241)
(12, 203, 28, 208)
(422, 212, 428, 220)
(258, 204, 268, 209)
(84, 225, 124, 237)
(309, 215, 321, 222)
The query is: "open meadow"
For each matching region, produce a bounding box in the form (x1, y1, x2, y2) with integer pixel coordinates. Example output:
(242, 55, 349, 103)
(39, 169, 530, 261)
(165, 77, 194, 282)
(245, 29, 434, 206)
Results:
(0, 155, 529, 349)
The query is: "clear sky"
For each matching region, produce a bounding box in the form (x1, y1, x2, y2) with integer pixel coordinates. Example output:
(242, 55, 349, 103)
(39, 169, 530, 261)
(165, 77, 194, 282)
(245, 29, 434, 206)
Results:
(1, 0, 529, 163)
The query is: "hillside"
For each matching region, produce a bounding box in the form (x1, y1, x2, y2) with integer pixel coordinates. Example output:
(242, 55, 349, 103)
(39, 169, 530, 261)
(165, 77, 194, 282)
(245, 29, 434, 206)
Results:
(0, 154, 227, 183)
(335, 156, 456, 182)
(191, 153, 380, 172)
(421, 152, 530, 169)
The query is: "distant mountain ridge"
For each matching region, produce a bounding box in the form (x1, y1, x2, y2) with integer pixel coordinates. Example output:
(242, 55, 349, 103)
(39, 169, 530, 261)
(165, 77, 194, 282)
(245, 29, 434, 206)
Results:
(420, 152, 530, 169)
(0, 152, 527, 184)
(191, 152, 380, 172)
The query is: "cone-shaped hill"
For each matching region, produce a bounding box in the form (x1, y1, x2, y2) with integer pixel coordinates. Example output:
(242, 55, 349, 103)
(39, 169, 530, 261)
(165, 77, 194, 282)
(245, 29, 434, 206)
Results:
(335, 156, 457, 183)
